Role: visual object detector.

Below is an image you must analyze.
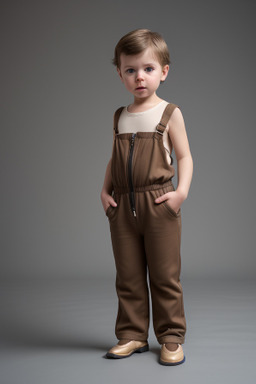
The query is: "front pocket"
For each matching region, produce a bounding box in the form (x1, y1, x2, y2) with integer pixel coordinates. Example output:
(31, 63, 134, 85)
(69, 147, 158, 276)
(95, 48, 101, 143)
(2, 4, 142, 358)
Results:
(150, 188, 180, 219)
(105, 192, 120, 220)
(105, 204, 113, 217)
(105, 204, 119, 221)
(163, 200, 181, 217)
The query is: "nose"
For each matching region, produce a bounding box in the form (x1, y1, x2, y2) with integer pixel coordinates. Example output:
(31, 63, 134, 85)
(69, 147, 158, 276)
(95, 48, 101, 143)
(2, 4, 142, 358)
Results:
(136, 70, 144, 82)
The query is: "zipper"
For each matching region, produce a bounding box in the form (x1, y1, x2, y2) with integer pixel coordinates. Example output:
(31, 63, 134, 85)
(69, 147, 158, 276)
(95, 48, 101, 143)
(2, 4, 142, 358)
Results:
(128, 133, 137, 217)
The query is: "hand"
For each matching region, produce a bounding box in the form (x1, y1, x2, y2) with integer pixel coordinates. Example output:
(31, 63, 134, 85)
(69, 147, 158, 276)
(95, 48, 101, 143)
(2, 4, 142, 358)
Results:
(154, 191, 184, 214)
(100, 190, 117, 213)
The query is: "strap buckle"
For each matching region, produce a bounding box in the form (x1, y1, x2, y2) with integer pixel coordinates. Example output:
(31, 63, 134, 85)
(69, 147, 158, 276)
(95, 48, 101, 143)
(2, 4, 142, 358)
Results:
(156, 128, 163, 135)
(156, 122, 166, 135)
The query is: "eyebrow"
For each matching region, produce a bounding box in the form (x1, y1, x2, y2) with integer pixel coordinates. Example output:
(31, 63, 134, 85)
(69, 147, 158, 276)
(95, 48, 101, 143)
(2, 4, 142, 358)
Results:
(124, 63, 156, 68)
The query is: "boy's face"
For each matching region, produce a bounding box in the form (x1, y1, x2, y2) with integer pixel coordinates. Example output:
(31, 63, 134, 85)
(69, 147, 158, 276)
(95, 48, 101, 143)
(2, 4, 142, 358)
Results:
(117, 47, 169, 99)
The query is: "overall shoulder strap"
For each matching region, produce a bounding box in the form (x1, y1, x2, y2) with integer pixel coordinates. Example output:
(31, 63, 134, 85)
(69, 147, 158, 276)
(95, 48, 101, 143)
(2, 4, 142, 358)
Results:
(156, 103, 179, 135)
(113, 106, 125, 135)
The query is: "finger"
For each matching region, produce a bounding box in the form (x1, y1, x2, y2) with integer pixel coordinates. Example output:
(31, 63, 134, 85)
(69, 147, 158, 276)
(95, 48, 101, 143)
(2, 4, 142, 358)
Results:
(154, 193, 169, 203)
(110, 198, 117, 207)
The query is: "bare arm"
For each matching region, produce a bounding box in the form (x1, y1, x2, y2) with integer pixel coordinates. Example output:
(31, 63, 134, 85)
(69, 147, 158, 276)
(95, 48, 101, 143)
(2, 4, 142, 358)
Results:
(101, 158, 113, 195)
(169, 107, 193, 200)
(100, 158, 117, 212)
(155, 107, 193, 212)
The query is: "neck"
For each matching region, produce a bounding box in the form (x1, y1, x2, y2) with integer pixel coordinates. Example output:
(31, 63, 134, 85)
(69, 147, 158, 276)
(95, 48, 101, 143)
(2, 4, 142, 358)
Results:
(133, 94, 162, 107)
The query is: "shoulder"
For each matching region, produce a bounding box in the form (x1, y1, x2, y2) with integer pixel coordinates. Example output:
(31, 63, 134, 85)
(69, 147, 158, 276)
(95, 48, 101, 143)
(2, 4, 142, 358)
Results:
(113, 106, 126, 121)
(166, 103, 185, 132)
(114, 106, 126, 115)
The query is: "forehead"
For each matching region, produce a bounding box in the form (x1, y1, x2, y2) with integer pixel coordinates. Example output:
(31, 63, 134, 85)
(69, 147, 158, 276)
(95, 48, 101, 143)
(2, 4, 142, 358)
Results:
(120, 47, 160, 67)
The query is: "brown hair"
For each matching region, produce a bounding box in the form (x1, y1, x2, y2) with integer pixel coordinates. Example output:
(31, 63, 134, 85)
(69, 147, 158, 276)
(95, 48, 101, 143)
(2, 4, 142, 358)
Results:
(112, 29, 171, 70)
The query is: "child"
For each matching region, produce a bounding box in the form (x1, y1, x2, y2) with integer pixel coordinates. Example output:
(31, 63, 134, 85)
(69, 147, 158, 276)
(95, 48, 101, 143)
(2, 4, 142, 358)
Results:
(100, 29, 193, 366)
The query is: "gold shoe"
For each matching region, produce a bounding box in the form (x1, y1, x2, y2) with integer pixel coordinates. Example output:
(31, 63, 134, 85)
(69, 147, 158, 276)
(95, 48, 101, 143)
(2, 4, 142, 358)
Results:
(106, 340, 149, 359)
(159, 343, 185, 366)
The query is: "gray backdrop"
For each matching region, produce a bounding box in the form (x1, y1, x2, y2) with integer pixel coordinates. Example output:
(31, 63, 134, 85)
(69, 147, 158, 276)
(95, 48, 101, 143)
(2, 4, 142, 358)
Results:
(1, 1, 256, 384)
(1, 0, 255, 280)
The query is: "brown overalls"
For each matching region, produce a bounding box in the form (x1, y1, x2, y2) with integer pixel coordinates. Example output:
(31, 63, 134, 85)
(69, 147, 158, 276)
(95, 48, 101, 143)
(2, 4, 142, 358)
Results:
(105, 103, 187, 345)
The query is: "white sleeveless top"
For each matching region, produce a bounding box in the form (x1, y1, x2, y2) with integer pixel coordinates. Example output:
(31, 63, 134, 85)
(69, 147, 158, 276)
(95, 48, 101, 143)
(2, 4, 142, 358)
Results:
(117, 100, 172, 164)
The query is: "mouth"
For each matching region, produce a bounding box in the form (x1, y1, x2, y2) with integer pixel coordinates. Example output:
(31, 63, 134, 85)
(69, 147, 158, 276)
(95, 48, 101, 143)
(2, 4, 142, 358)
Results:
(136, 87, 146, 90)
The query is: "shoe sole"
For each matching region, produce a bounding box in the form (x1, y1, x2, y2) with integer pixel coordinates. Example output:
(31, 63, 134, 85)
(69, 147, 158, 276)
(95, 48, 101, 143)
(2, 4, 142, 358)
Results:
(106, 344, 149, 359)
(159, 355, 186, 366)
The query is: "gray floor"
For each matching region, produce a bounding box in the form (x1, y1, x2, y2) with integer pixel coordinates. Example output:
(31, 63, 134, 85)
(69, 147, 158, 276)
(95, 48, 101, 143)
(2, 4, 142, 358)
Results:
(0, 277, 255, 384)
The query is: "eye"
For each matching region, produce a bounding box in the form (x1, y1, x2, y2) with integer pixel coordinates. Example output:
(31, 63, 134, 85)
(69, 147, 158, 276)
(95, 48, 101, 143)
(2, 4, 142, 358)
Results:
(126, 68, 134, 73)
(145, 67, 154, 72)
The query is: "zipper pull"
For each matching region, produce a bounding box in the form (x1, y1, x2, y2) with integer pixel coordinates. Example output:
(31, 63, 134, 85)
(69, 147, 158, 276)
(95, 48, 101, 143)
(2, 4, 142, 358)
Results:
(133, 209, 136, 217)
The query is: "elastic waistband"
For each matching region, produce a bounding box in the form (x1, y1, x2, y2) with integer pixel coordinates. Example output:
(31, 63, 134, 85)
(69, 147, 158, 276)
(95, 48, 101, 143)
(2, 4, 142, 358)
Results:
(113, 179, 174, 194)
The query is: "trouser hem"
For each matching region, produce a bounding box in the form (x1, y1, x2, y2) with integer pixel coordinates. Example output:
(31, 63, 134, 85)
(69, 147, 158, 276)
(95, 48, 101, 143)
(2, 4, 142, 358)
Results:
(157, 336, 185, 345)
(116, 332, 148, 342)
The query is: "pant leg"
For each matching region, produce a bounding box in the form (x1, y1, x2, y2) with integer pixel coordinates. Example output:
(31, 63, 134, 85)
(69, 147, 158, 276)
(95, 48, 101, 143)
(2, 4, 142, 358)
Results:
(107, 193, 150, 341)
(143, 187, 187, 345)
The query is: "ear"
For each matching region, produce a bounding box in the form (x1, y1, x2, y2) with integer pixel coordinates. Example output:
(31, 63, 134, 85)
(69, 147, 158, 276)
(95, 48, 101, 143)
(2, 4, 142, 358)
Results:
(160, 64, 169, 82)
(117, 67, 124, 82)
